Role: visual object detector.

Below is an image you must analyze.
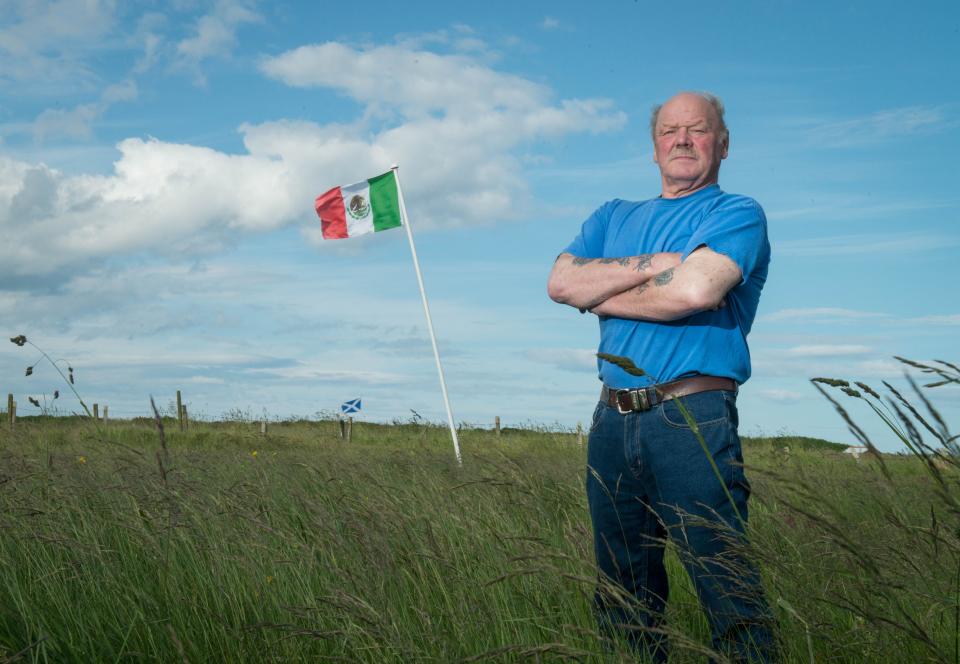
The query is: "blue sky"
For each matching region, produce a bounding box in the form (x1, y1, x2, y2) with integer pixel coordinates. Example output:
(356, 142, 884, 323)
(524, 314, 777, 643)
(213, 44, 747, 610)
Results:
(1, 0, 958, 450)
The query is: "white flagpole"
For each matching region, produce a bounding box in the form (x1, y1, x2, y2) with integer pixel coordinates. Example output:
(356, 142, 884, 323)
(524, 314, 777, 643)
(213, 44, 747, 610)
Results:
(390, 164, 462, 465)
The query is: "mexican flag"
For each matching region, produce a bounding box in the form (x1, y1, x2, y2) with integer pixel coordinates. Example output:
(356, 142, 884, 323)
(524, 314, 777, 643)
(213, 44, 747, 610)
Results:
(315, 170, 403, 240)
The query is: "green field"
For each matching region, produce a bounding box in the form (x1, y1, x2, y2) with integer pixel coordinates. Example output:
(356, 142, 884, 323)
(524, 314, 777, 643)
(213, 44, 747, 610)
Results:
(0, 410, 957, 663)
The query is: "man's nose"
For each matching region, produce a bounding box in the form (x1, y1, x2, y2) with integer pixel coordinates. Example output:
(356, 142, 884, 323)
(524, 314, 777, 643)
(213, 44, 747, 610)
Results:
(675, 128, 691, 145)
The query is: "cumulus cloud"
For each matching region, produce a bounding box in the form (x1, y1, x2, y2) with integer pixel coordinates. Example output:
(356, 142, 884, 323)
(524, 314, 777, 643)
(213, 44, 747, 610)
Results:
(1, 39, 624, 280)
(259, 42, 622, 130)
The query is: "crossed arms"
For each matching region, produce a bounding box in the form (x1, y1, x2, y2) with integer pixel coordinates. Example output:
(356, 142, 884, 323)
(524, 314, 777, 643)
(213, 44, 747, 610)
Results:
(546, 247, 742, 321)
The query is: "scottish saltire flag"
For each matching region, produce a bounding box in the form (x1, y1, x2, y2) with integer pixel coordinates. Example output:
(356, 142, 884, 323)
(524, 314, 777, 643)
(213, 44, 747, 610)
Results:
(315, 171, 402, 240)
(340, 398, 362, 414)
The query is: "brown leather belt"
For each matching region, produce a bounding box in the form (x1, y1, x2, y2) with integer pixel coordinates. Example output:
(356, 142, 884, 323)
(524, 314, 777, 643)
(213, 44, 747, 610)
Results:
(601, 376, 737, 414)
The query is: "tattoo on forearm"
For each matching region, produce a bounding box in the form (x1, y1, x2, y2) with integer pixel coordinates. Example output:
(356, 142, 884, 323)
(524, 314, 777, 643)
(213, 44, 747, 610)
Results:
(633, 282, 650, 294)
(572, 256, 632, 267)
(633, 254, 654, 272)
(654, 267, 675, 286)
(598, 257, 631, 266)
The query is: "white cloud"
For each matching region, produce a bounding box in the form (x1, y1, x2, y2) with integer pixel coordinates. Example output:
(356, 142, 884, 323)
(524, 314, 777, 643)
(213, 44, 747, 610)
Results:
(541, 17, 561, 30)
(32, 104, 101, 141)
(756, 389, 804, 403)
(774, 233, 960, 257)
(767, 197, 954, 223)
(761, 308, 960, 330)
(910, 314, 960, 326)
(0, 0, 117, 91)
(0, 136, 293, 278)
(810, 105, 954, 146)
(786, 344, 873, 358)
(524, 348, 597, 372)
(175, 0, 260, 84)
(1, 39, 624, 280)
(761, 307, 888, 323)
(187, 375, 227, 385)
(244, 364, 408, 385)
(259, 42, 623, 131)
(30, 79, 138, 142)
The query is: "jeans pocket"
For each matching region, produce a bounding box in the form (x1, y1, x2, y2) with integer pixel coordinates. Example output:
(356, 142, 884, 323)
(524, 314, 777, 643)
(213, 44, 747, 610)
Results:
(658, 390, 730, 429)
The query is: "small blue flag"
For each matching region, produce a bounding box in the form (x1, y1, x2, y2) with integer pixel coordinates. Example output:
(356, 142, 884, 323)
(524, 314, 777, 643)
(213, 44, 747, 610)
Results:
(341, 398, 362, 414)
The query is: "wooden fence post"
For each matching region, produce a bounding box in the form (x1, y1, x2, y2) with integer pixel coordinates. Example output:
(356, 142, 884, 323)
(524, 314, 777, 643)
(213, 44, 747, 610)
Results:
(93, 403, 99, 420)
(103, 405, 109, 424)
(495, 415, 501, 437)
(260, 420, 267, 436)
(176, 391, 184, 431)
(11, 401, 15, 428)
(346, 417, 353, 443)
(181, 405, 189, 430)
(7, 394, 13, 428)
(576, 422, 584, 447)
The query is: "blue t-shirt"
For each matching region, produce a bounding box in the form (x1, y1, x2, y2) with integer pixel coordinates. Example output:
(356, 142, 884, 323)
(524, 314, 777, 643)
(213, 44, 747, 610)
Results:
(562, 184, 770, 388)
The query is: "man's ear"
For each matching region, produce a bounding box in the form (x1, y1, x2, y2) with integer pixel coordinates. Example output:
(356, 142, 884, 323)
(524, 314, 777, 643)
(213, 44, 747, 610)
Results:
(720, 134, 729, 160)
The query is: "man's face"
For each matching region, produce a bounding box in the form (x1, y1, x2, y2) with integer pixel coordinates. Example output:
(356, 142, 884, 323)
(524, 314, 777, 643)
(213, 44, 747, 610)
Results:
(652, 94, 728, 194)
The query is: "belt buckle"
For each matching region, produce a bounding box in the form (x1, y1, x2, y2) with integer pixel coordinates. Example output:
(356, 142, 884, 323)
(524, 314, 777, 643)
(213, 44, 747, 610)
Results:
(615, 388, 650, 414)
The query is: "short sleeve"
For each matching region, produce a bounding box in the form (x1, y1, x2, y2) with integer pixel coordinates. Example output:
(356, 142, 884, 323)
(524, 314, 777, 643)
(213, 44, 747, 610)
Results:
(561, 201, 614, 258)
(681, 198, 769, 284)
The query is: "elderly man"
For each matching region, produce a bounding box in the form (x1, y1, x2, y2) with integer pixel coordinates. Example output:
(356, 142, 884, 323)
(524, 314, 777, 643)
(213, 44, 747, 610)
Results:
(547, 92, 775, 662)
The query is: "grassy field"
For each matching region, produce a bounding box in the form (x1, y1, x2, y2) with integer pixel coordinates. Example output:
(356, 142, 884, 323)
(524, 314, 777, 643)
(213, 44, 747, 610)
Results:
(0, 407, 957, 663)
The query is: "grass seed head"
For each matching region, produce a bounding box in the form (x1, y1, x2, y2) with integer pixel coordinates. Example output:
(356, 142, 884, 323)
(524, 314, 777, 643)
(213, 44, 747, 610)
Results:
(811, 377, 850, 387)
(28, 397, 40, 407)
(25, 366, 33, 376)
(596, 352, 647, 377)
(10, 335, 27, 346)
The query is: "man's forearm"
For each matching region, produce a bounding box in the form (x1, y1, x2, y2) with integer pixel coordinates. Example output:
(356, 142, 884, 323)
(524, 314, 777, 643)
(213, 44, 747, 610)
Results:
(547, 252, 681, 310)
(590, 248, 740, 321)
(590, 267, 700, 321)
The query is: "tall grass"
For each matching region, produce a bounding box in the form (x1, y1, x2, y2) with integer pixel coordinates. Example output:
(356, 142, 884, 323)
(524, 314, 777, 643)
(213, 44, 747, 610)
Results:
(0, 374, 956, 662)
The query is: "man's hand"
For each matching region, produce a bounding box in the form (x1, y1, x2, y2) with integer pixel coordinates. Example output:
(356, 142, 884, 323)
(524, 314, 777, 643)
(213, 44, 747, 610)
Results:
(589, 246, 741, 321)
(547, 252, 682, 311)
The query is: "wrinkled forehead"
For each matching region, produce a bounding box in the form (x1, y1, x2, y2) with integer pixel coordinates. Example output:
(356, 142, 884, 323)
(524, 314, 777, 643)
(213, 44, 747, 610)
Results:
(656, 97, 719, 128)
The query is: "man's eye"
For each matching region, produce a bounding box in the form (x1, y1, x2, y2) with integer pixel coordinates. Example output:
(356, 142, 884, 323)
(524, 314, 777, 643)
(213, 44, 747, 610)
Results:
(662, 129, 676, 135)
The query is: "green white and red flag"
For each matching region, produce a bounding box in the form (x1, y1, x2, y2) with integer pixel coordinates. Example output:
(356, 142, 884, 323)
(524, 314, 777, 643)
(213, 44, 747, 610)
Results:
(314, 170, 402, 240)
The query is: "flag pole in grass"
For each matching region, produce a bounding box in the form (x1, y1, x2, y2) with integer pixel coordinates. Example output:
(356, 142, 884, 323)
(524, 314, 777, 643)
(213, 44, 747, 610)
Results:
(314, 166, 462, 464)
(391, 165, 462, 465)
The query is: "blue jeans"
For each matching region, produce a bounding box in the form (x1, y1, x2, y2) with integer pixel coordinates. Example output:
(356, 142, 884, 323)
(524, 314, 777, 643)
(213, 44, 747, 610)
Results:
(586, 389, 776, 663)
